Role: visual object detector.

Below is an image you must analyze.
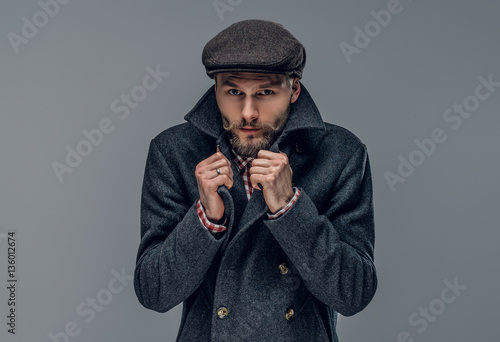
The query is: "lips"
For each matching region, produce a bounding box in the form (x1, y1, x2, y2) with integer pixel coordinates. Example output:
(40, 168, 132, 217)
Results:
(239, 127, 261, 134)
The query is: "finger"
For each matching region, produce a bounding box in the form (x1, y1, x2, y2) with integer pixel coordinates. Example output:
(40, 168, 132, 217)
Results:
(215, 166, 232, 178)
(226, 165, 233, 179)
(198, 152, 224, 168)
(213, 146, 231, 165)
(256, 149, 283, 159)
(214, 174, 233, 190)
(219, 155, 233, 173)
(210, 167, 223, 179)
(224, 175, 233, 189)
(214, 151, 232, 165)
(202, 173, 231, 193)
(249, 165, 272, 175)
(254, 156, 289, 170)
(279, 152, 289, 163)
(206, 158, 231, 174)
(249, 174, 265, 190)
(249, 158, 272, 167)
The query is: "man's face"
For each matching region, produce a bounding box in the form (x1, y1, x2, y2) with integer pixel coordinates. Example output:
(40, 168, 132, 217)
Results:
(214, 72, 300, 158)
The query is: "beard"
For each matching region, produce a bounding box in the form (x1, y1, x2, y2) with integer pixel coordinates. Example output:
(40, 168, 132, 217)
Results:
(221, 103, 291, 158)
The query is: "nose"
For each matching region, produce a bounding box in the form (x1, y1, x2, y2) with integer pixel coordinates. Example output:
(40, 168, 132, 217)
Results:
(241, 96, 258, 122)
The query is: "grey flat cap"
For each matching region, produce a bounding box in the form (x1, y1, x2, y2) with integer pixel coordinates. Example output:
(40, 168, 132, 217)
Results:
(202, 19, 306, 79)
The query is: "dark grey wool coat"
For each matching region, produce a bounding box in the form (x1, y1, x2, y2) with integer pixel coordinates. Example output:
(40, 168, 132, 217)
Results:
(134, 83, 377, 342)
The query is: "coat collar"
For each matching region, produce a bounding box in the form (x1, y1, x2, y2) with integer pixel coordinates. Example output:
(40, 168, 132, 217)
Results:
(183, 82, 326, 140)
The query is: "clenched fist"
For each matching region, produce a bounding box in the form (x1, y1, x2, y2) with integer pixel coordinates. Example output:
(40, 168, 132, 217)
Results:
(195, 146, 234, 222)
(249, 150, 294, 214)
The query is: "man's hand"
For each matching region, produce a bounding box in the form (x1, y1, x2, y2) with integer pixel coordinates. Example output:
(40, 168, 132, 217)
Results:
(195, 146, 233, 222)
(249, 150, 294, 214)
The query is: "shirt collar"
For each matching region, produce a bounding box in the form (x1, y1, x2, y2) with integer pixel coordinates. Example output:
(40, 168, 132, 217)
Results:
(231, 148, 254, 173)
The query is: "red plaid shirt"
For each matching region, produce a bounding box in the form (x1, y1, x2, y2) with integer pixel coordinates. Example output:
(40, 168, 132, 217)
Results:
(197, 148, 300, 234)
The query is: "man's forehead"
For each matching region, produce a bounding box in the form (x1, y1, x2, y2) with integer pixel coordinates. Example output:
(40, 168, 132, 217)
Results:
(218, 72, 283, 82)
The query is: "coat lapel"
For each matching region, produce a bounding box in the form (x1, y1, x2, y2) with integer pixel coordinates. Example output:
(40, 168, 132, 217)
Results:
(216, 133, 268, 244)
(184, 82, 327, 249)
(222, 136, 285, 246)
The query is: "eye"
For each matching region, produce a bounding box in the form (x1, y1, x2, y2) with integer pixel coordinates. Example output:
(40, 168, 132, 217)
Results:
(228, 89, 242, 95)
(259, 89, 274, 96)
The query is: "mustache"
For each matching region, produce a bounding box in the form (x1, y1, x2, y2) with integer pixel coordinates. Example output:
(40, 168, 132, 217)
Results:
(223, 119, 279, 132)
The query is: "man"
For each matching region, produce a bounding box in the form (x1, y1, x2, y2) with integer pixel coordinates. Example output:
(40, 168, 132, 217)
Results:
(134, 19, 377, 341)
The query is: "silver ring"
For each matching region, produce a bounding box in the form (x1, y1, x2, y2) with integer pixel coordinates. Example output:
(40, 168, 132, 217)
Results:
(216, 168, 221, 176)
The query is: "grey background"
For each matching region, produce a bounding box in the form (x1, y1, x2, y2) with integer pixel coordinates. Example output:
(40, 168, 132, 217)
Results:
(0, 0, 498, 341)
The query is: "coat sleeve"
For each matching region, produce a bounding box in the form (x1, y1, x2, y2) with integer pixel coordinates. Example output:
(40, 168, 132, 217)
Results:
(134, 139, 231, 313)
(264, 143, 377, 317)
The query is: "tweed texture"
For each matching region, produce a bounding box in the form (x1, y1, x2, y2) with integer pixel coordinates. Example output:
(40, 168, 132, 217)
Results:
(134, 83, 377, 341)
(202, 19, 306, 79)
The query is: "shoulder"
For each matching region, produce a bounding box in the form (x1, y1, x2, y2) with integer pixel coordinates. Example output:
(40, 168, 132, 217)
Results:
(313, 122, 366, 159)
(147, 122, 216, 175)
(150, 122, 209, 153)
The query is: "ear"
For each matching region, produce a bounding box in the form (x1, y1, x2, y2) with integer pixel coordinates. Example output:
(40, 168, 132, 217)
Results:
(290, 77, 301, 103)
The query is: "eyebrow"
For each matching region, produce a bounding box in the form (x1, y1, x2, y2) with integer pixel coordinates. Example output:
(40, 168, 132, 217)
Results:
(221, 78, 283, 89)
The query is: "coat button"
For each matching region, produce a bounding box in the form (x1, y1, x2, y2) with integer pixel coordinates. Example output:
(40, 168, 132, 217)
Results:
(285, 308, 294, 320)
(217, 307, 228, 319)
(295, 142, 303, 154)
(278, 263, 289, 275)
